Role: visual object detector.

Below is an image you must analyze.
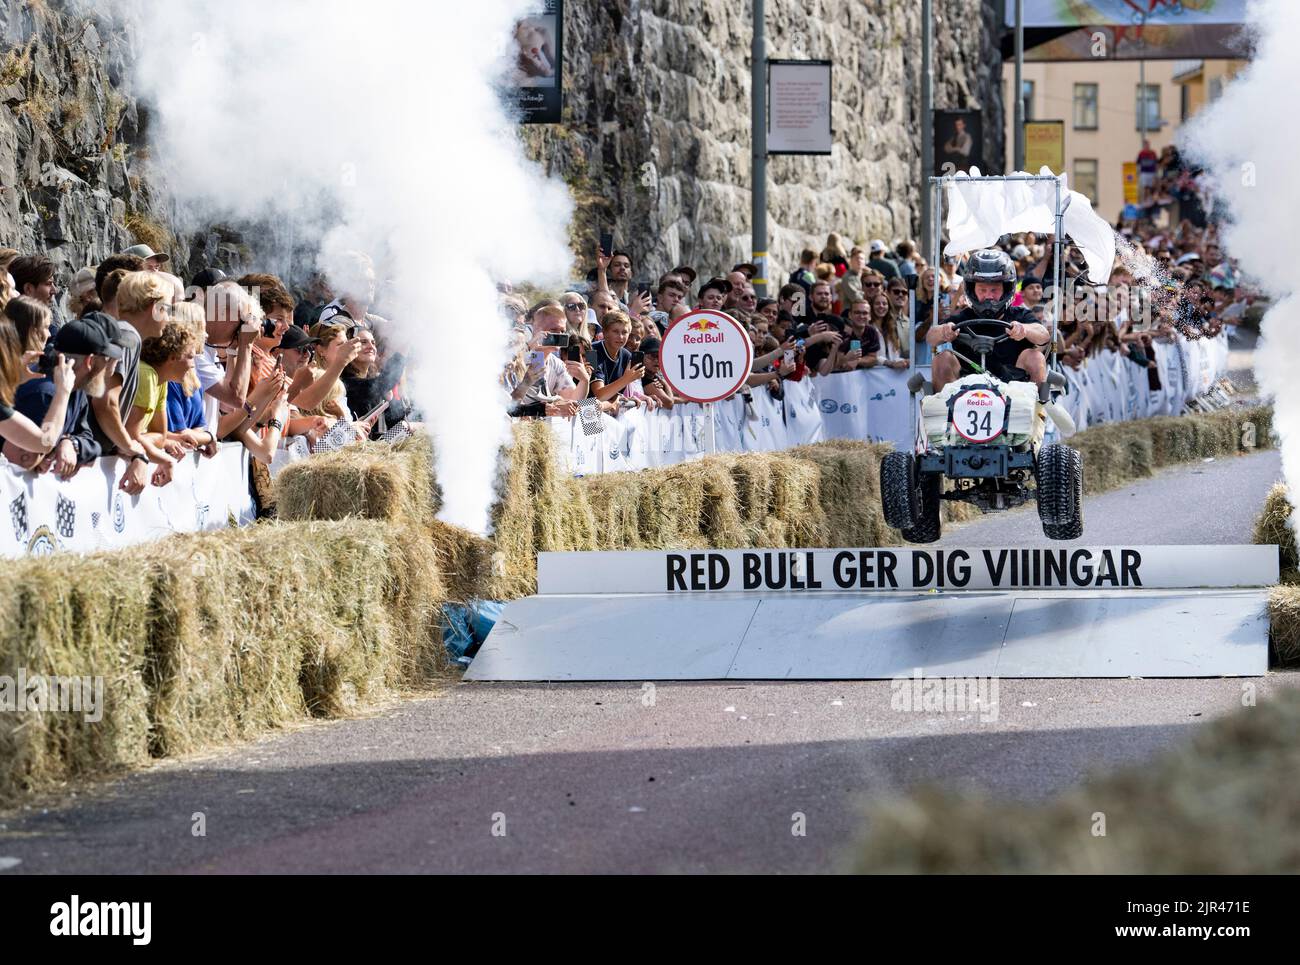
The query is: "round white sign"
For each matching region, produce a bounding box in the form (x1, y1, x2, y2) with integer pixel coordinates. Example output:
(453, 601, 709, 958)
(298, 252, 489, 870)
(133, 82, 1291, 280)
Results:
(658, 309, 754, 403)
(951, 387, 1007, 443)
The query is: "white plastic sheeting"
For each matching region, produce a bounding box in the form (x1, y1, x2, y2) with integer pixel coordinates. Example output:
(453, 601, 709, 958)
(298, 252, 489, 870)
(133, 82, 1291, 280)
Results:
(943, 167, 1117, 286)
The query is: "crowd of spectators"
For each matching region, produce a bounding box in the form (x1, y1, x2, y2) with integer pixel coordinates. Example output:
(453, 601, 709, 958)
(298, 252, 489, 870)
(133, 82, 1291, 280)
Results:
(0, 188, 1254, 506)
(0, 243, 411, 508)
(501, 210, 1254, 419)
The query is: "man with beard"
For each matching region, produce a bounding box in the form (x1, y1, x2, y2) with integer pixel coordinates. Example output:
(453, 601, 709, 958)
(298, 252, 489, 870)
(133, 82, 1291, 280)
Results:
(5, 317, 121, 478)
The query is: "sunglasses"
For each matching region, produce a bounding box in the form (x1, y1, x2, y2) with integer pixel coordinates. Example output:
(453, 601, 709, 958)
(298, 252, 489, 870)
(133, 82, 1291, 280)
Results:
(564, 303, 586, 310)
(863, 281, 882, 288)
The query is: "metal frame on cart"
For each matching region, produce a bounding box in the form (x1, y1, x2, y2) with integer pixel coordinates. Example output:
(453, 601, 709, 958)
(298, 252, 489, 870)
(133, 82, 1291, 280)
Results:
(910, 173, 1068, 451)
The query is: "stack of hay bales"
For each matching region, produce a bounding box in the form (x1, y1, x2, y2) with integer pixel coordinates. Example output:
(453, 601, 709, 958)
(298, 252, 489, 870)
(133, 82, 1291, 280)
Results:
(851, 687, 1300, 873)
(0, 518, 445, 802)
(1071, 406, 1271, 492)
(1254, 482, 1300, 665)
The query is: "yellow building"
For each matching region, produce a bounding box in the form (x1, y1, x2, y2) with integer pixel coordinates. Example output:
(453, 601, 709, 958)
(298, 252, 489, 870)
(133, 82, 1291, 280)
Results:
(1002, 58, 1247, 221)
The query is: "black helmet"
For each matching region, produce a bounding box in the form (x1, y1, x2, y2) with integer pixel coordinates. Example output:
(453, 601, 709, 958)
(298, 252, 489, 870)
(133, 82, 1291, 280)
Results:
(963, 248, 1017, 318)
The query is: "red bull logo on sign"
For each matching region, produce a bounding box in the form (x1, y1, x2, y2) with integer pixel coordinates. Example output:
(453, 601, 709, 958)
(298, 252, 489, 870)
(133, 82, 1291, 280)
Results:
(687, 319, 720, 332)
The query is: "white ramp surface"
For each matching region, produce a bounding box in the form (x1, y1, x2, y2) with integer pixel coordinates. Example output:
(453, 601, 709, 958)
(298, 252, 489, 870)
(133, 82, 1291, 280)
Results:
(465, 588, 1269, 681)
(465, 546, 1275, 681)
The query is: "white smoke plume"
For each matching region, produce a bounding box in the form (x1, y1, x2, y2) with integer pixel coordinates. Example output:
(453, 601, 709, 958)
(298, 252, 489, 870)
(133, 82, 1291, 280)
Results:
(121, 0, 573, 533)
(1181, 1, 1296, 509)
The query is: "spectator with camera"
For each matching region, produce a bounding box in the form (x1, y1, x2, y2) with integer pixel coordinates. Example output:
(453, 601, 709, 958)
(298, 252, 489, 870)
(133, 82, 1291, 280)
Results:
(2, 315, 102, 477)
(830, 299, 883, 372)
(506, 302, 589, 417)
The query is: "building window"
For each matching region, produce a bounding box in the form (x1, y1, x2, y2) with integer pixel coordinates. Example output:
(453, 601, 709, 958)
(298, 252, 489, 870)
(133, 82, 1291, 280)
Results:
(1209, 77, 1223, 101)
(1136, 84, 1161, 131)
(1073, 83, 1098, 130)
(1074, 158, 1099, 206)
(1180, 83, 1190, 122)
(1022, 80, 1035, 121)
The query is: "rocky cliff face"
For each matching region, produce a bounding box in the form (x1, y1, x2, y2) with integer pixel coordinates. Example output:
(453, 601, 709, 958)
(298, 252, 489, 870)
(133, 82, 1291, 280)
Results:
(0, 0, 172, 279)
(526, 0, 1005, 284)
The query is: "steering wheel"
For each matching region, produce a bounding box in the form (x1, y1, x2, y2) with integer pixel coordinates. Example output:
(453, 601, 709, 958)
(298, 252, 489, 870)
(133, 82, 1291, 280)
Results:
(951, 317, 1015, 345)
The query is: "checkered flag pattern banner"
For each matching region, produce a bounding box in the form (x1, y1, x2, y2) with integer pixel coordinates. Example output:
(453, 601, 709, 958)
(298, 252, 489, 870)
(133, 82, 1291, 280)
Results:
(55, 493, 75, 539)
(311, 420, 357, 454)
(576, 399, 604, 437)
(10, 493, 27, 544)
(380, 421, 411, 444)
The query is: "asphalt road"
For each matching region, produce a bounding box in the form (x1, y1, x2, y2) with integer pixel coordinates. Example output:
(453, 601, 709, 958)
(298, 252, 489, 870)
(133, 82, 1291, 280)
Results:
(0, 448, 1289, 875)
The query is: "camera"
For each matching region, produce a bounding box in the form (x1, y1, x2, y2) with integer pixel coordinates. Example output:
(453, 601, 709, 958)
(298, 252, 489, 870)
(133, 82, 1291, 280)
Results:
(542, 331, 570, 348)
(36, 343, 59, 376)
(262, 317, 279, 338)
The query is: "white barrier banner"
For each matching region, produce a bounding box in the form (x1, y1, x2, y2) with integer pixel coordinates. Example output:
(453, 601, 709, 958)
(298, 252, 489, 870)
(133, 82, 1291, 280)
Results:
(859, 368, 911, 449)
(783, 376, 825, 446)
(745, 387, 788, 452)
(0, 444, 254, 558)
(814, 372, 870, 441)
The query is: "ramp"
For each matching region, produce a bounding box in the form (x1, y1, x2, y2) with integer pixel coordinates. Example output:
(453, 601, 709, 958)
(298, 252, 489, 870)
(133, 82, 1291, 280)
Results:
(465, 546, 1277, 681)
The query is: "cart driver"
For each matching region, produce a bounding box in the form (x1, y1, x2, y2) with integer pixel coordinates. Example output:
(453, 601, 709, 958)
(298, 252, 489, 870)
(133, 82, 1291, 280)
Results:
(927, 248, 1050, 392)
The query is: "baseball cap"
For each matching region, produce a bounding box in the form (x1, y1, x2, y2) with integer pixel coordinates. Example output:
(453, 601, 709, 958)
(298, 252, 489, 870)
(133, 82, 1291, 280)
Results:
(671, 265, 697, 285)
(277, 327, 320, 352)
(54, 316, 124, 360)
(81, 311, 130, 353)
(1020, 274, 1042, 287)
(732, 263, 758, 278)
(123, 243, 169, 263)
(189, 267, 228, 291)
(640, 336, 662, 355)
(869, 240, 886, 254)
(699, 277, 730, 298)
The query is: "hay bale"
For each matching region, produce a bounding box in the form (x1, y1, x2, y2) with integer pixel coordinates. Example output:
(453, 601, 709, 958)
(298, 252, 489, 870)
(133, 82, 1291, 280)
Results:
(852, 688, 1300, 873)
(726, 452, 829, 547)
(144, 519, 446, 750)
(488, 419, 590, 598)
(428, 519, 494, 602)
(1269, 586, 1300, 665)
(1254, 483, 1297, 582)
(789, 441, 893, 545)
(275, 432, 438, 525)
(0, 555, 153, 802)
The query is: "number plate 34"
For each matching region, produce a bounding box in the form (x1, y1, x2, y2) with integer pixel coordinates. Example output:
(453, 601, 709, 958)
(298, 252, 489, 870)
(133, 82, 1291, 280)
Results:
(952, 389, 1006, 443)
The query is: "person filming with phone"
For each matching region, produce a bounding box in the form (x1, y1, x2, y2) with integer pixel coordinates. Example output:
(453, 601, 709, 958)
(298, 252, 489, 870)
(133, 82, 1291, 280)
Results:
(507, 301, 590, 418)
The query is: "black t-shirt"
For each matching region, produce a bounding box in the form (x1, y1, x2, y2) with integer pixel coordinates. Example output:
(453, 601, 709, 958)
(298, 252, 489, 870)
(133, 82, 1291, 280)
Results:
(946, 305, 1040, 375)
(842, 324, 882, 356)
(804, 313, 845, 373)
(589, 343, 631, 388)
(0, 400, 12, 422)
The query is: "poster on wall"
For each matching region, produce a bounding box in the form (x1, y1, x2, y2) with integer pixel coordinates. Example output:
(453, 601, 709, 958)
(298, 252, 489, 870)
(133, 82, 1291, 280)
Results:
(767, 60, 833, 155)
(934, 110, 983, 175)
(511, 1, 563, 124)
(1024, 120, 1064, 173)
